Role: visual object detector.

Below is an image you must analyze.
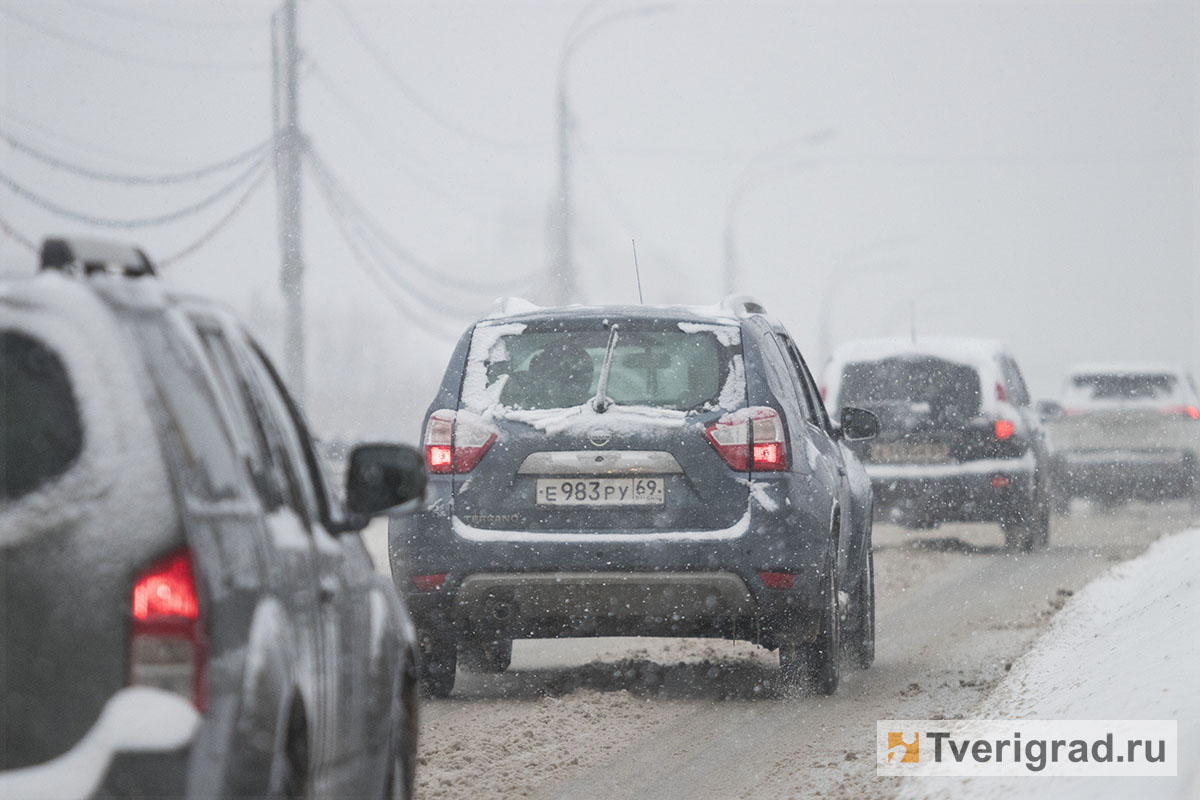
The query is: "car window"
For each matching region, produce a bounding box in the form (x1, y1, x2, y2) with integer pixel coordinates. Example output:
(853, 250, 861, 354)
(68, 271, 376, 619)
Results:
(759, 332, 809, 436)
(1066, 372, 1179, 403)
(0, 330, 84, 500)
(840, 356, 983, 419)
(1001, 357, 1031, 406)
(133, 317, 242, 502)
(467, 325, 734, 412)
(777, 333, 832, 430)
(194, 324, 289, 513)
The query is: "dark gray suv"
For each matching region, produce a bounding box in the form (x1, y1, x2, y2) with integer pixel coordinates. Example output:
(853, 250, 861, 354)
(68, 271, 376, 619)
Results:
(0, 238, 425, 798)
(392, 297, 879, 698)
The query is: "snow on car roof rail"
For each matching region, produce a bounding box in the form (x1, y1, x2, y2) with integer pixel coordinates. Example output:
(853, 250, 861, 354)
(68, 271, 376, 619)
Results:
(484, 296, 543, 319)
(719, 294, 768, 317)
(40, 236, 157, 278)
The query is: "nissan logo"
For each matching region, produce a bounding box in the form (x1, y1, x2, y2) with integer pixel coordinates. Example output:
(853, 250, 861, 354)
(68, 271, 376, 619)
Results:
(588, 429, 612, 447)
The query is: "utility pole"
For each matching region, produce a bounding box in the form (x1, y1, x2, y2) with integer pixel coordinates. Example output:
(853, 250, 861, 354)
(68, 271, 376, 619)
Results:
(552, 80, 574, 306)
(273, 0, 305, 401)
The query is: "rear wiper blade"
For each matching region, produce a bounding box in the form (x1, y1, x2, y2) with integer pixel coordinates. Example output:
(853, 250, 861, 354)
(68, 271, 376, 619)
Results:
(591, 325, 620, 413)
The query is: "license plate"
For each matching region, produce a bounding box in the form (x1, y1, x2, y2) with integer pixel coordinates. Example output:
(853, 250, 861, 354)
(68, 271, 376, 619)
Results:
(536, 477, 665, 506)
(870, 442, 952, 464)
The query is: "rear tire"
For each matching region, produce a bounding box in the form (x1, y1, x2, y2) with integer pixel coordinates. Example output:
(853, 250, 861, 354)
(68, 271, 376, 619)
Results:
(459, 638, 513, 674)
(419, 638, 457, 699)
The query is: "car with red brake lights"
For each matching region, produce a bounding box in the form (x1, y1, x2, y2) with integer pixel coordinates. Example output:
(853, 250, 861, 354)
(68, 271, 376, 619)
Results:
(1045, 363, 1200, 509)
(0, 238, 425, 798)
(392, 296, 879, 698)
(822, 337, 1051, 551)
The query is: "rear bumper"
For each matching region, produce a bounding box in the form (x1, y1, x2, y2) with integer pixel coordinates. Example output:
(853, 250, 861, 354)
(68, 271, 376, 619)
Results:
(0, 687, 199, 800)
(392, 481, 837, 647)
(1055, 449, 1196, 499)
(866, 455, 1035, 527)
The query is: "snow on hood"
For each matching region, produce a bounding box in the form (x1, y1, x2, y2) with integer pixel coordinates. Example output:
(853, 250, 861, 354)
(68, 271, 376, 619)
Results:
(0, 276, 175, 548)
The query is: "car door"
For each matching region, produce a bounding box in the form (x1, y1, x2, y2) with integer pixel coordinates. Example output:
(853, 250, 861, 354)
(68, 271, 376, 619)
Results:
(188, 315, 338, 786)
(241, 338, 390, 796)
(776, 332, 865, 581)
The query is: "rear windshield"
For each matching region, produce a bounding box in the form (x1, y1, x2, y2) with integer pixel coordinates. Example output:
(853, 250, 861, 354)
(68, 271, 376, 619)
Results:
(1, 330, 84, 500)
(839, 356, 982, 418)
(466, 326, 733, 412)
(1066, 373, 1180, 404)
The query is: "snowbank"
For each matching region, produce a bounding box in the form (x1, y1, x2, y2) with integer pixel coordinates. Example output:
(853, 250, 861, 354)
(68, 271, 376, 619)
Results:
(902, 527, 1200, 799)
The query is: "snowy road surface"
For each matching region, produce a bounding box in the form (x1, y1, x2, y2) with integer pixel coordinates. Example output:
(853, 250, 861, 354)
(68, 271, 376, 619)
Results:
(364, 502, 1193, 799)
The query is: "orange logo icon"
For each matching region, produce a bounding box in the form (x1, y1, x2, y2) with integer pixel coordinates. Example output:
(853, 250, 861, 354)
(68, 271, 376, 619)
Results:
(887, 732, 920, 763)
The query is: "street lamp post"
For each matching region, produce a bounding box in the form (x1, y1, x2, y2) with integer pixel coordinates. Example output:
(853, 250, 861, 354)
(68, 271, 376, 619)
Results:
(721, 130, 835, 296)
(551, 1, 672, 306)
(815, 236, 915, 366)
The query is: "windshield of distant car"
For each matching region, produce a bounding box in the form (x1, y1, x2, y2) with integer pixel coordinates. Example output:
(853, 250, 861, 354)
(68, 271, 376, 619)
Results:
(838, 356, 983, 419)
(0, 330, 84, 501)
(467, 326, 733, 412)
(1065, 373, 1181, 406)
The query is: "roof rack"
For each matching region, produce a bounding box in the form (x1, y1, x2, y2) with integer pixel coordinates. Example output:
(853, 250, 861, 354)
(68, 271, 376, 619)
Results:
(40, 236, 157, 278)
(720, 294, 767, 317)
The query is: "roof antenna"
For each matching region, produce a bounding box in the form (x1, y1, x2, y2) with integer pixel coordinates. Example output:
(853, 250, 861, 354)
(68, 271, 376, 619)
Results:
(909, 298, 917, 343)
(631, 238, 644, 304)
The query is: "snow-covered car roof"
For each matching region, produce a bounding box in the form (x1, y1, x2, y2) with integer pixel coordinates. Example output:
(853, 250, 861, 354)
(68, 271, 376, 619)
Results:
(479, 300, 742, 327)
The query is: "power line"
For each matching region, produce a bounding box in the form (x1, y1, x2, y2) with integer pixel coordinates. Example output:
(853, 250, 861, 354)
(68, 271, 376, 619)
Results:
(160, 166, 271, 267)
(306, 158, 466, 342)
(70, 0, 268, 31)
(330, 4, 546, 152)
(0, 154, 270, 229)
(0, 4, 266, 72)
(307, 147, 541, 297)
(0, 106, 189, 169)
(307, 152, 481, 320)
(0, 214, 37, 252)
(0, 128, 271, 185)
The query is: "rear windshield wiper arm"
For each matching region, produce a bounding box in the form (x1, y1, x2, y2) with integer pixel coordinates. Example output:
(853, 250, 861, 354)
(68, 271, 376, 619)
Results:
(591, 325, 619, 413)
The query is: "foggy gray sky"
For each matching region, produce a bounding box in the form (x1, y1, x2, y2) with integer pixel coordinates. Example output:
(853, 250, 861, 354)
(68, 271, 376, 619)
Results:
(1, 1, 1194, 440)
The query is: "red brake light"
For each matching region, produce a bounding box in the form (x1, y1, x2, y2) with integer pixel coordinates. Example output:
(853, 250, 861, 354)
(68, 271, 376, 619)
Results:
(995, 419, 1015, 440)
(130, 549, 205, 710)
(705, 407, 788, 471)
(423, 409, 497, 473)
(1161, 405, 1200, 420)
(759, 571, 796, 590)
(995, 382, 1008, 403)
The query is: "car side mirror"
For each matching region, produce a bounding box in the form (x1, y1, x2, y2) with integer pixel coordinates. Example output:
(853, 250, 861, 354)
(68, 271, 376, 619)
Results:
(345, 443, 426, 516)
(840, 407, 880, 441)
(1036, 399, 1064, 422)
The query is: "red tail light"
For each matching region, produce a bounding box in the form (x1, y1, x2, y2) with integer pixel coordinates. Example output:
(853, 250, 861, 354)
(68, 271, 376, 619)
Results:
(994, 419, 1015, 440)
(131, 549, 205, 710)
(759, 571, 796, 589)
(705, 406, 788, 471)
(995, 382, 1008, 403)
(423, 409, 497, 473)
(413, 573, 447, 592)
(1161, 405, 1200, 420)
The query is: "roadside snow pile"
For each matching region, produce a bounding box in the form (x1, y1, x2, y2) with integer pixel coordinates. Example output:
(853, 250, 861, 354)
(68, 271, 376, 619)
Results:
(904, 527, 1200, 799)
